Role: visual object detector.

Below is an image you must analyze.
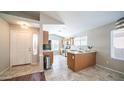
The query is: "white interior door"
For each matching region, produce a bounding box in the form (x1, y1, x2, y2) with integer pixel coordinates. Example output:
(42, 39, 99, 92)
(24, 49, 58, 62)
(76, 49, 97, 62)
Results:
(11, 30, 32, 66)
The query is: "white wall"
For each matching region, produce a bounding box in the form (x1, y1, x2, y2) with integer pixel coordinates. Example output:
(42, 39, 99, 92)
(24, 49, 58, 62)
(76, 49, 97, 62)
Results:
(0, 17, 10, 73)
(49, 34, 64, 40)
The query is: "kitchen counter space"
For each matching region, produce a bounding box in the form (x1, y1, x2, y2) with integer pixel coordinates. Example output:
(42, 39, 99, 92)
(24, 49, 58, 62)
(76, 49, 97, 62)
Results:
(39, 50, 53, 56)
(67, 50, 96, 54)
(43, 50, 53, 52)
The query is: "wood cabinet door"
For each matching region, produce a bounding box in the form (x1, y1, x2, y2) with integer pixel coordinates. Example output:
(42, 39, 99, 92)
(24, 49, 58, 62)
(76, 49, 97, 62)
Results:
(67, 53, 75, 70)
(43, 31, 48, 44)
(84, 52, 96, 65)
(49, 52, 53, 64)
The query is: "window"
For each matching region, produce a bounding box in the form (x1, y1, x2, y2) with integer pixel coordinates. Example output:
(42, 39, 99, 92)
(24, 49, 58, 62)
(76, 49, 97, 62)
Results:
(33, 34, 38, 55)
(74, 37, 81, 46)
(80, 36, 87, 46)
(51, 40, 59, 51)
(74, 36, 87, 47)
(111, 29, 124, 60)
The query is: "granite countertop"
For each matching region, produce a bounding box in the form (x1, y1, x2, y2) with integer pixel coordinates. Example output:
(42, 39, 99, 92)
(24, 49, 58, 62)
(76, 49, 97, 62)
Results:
(67, 50, 97, 54)
(43, 50, 53, 52)
(39, 50, 53, 56)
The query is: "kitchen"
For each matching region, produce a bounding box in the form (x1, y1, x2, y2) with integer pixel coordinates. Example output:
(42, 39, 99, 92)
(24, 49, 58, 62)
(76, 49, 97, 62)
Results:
(0, 11, 124, 81)
(43, 22, 95, 69)
(1, 1, 124, 93)
(42, 24, 96, 72)
(41, 12, 124, 81)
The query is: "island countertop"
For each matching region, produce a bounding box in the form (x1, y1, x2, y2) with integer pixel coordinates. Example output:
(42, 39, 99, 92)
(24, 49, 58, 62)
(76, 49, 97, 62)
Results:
(67, 50, 97, 54)
(43, 50, 53, 52)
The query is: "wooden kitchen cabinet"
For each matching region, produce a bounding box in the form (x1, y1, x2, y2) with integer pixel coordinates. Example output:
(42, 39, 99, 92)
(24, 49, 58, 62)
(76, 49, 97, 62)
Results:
(43, 31, 48, 44)
(67, 51, 96, 72)
(67, 53, 74, 69)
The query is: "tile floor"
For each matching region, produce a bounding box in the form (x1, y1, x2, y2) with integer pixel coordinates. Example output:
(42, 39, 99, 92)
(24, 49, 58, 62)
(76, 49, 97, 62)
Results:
(0, 64, 43, 80)
(44, 55, 124, 81)
(4, 72, 46, 81)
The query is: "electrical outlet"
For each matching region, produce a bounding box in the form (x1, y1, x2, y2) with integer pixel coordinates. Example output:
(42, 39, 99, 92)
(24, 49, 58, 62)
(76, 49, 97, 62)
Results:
(106, 61, 109, 64)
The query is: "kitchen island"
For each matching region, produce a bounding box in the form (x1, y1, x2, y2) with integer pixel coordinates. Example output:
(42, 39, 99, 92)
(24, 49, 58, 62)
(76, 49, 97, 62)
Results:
(67, 50, 96, 72)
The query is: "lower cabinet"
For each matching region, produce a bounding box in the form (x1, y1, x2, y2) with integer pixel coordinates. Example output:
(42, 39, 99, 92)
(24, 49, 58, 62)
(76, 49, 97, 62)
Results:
(67, 53, 75, 70)
(67, 52, 96, 72)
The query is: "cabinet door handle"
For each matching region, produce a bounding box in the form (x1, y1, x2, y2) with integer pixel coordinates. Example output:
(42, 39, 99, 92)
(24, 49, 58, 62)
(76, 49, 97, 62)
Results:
(72, 55, 74, 59)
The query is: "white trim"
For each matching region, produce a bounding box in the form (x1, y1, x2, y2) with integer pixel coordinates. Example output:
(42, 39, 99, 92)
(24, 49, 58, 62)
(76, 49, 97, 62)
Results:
(0, 67, 9, 75)
(96, 64, 124, 75)
(10, 30, 12, 67)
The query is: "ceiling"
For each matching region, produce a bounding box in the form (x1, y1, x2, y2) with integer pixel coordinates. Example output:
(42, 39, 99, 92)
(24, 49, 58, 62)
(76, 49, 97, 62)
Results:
(41, 11, 124, 37)
(0, 11, 40, 28)
(0, 11, 124, 37)
(1, 11, 40, 20)
(43, 24, 68, 37)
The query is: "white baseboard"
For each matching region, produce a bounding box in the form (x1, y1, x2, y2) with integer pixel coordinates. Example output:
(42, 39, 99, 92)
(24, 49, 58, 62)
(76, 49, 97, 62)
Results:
(96, 64, 124, 75)
(0, 67, 9, 75)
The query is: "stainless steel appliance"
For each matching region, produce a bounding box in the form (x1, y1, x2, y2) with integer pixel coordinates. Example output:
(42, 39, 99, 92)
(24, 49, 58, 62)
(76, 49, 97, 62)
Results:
(64, 43, 71, 57)
(44, 56, 51, 70)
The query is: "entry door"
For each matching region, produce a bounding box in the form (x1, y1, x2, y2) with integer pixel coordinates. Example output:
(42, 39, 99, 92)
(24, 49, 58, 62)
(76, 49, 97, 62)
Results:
(11, 30, 32, 66)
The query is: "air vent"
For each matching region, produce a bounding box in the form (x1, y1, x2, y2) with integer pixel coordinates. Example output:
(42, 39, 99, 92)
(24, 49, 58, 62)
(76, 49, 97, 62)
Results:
(115, 17, 124, 29)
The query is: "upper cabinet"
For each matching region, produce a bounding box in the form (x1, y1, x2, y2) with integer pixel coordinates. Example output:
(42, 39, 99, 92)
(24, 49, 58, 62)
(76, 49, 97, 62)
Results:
(63, 37, 74, 45)
(43, 31, 49, 44)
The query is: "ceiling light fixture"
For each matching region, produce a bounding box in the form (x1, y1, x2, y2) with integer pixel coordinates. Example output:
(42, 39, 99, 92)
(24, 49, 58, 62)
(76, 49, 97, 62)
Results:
(21, 24, 28, 29)
(17, 21, 30, 29)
